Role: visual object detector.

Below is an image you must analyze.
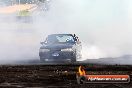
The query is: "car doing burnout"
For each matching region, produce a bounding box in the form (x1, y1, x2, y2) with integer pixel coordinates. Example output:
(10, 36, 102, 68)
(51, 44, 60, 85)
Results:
(39, 34, 82, 62)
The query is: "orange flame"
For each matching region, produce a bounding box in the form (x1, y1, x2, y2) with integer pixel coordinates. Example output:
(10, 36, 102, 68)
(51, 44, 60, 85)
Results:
(78, 66, 86, 76)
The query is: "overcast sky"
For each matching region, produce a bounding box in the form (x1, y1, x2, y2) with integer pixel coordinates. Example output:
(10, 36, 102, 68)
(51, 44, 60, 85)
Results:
(39, 0, 132, 59)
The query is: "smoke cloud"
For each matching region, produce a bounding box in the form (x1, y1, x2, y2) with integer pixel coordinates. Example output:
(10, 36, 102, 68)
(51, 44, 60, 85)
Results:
(0, 0, 132, 64)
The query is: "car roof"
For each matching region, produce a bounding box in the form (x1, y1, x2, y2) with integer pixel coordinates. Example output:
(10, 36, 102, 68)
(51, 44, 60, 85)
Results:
(48, 34, 73, 36)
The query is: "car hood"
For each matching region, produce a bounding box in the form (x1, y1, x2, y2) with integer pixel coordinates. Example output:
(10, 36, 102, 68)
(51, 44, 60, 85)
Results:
(40, 43, 74, 49)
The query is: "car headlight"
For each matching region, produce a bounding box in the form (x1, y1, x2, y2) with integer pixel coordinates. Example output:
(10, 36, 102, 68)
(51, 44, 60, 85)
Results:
(61, 48, 73, 52)
(39, 49, 50, 52)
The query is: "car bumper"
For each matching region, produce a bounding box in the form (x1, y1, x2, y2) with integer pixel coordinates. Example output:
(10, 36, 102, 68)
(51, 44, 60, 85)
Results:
(39, 51, 75, 61)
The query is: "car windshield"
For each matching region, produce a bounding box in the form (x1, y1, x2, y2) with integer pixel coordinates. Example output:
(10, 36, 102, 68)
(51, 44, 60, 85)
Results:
(46, 35, 75, 44)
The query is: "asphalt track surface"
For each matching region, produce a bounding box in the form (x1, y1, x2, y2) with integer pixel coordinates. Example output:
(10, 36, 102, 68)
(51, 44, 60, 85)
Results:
(0, 62, 131, 88)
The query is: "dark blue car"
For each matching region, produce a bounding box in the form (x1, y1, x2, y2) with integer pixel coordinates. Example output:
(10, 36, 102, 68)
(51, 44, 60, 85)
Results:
(39, 34, 82, 63)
